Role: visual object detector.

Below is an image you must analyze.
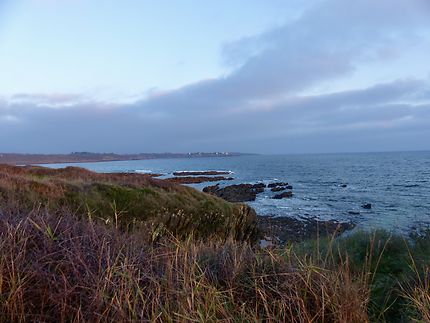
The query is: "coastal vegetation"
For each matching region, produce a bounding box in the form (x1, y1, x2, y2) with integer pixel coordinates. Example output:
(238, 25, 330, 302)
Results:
(0, 165, 429, 322)
(0, 164, 257, 241)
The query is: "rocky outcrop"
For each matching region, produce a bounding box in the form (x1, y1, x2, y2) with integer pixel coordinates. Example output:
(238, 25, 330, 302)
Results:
(361, 203, 372, 209)
(270, 186, 286, 192)
(258, 215, 355, 243)
(173, 171, 231, 176)
(253, 183, 267, 189)
(167, 176, 234, 184)
(203, 183, 265, 202)
(272, 191, 293, 199)
(348, 211, 360, 215)
(270, 186, 291, 191)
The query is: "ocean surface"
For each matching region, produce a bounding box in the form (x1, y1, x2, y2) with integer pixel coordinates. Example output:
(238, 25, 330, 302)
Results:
(42, 151, 430, 233)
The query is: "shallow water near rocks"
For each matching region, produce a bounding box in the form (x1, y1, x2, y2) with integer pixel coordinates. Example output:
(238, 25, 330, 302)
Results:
(42, 151, 430, 234)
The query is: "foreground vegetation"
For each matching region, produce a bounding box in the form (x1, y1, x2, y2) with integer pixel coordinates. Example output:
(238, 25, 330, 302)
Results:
(1, 208, 430, 322)
(0, 165, 429, 322)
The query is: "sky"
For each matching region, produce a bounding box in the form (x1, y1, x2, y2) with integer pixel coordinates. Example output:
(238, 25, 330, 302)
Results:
(1, 0, 430, 154)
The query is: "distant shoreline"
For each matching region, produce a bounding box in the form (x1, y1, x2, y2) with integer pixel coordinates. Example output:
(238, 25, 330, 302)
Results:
(0, 152, 253, 166)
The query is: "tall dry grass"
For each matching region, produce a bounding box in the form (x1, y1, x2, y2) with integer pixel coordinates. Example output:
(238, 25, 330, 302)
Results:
(402, 243, 430, 322)
(405, 268, 430, 322)
(0, 207, 370, 322)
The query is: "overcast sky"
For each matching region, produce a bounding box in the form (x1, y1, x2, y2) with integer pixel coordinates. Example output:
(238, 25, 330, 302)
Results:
(1, 0, 430, 154)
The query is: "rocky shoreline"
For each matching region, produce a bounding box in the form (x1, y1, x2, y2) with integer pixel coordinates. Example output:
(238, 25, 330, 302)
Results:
(201, 179, 355, 244)
(257, 215, 355, 244)
(167, 176, 234, 184)
(203, 183, 265, 202)
(203, 181, 293, 202)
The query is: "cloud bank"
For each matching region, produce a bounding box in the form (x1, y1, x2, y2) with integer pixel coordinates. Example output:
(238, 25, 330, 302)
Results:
(1, 0, 430, 153)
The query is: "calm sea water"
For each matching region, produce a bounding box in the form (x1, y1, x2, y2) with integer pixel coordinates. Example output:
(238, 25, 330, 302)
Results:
(42, 151, 430, 233)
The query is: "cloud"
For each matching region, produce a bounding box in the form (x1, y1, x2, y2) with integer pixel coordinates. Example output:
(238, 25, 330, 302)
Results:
(1, 78, 429, 153)
(1, 0, 430, 153)
(10, 93, 87, 106)
(219, 0, 430, 98)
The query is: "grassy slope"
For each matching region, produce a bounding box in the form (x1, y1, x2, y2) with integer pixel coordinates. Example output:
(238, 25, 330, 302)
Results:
(1, 164, 430, 322)
(0, 164, 257, 241)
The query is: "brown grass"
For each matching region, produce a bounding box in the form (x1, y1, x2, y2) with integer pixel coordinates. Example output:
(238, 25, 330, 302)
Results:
(0, 208, 370, 322)
(402, 249, 430, 322)
(0, 164, 170, 188)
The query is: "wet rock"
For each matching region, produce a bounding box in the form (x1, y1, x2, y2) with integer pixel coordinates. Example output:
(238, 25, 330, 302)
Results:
(203, 183, 265, 202)
(362, 203, 372, 209)
(268, 182, 288, 188)
(257, 215, 355, 244)
(272, 191, 293, 199)
(271, 186, 286, 192)
(253, 183, 267, 189)
(348, 211, 360, 215)
(168, 176, 234, 184)
(173, 171, 231, 176)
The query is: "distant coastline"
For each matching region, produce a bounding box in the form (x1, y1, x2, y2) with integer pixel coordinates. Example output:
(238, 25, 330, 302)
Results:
(0, 151, 253, 165)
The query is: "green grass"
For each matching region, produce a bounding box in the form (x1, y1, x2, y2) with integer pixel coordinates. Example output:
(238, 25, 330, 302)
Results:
(0, 164, 258, 241)
(294, 230, 430, 322)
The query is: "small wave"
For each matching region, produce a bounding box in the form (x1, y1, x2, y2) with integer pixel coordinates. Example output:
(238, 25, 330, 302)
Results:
(392, 184, 420, 188)
(135, 169, 153, 174)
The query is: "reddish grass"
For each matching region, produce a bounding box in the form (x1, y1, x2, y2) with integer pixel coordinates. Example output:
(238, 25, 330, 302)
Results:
(0, 164, 171, 189)
(0, 207, 370, 322)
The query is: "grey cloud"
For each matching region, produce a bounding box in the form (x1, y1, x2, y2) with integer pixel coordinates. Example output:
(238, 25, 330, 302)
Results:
(1, 0, 430, 153)
(1, 78, 429, 154)
(134, 0, 430, 121)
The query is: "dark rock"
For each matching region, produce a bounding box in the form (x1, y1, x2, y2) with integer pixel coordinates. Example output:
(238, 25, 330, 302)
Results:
(271, 186, 286, 192)
(268, 182, 288, 188)
(253, 183, 267, 189)
(203, 183, 221, 194)
(173, 170, 231, 176)
(285, 185, 293, 190)
(348, 211, 360, 215)
(272, 191, 293, 199)
(341, 184, 348, 188)
(203, 183, 266, 202)
(257, 215, 355, 243)
(361, 203, 372, 209)
(168, 176, 234, 184)
(254, 187, 265, 194)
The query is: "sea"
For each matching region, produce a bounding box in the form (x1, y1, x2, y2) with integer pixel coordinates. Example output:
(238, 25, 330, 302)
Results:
(42, 151, 430, 234)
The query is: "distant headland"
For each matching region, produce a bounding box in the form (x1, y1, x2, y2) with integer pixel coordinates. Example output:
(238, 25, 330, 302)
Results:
(0, 151, 253, 165)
